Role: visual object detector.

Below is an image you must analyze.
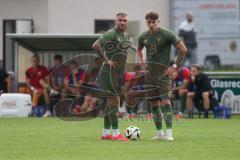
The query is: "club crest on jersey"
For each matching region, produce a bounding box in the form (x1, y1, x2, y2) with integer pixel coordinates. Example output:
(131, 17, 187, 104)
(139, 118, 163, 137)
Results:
(119, 40, 131, 51)
(144, 39, 148, 44)
(104, 41, 118, 52)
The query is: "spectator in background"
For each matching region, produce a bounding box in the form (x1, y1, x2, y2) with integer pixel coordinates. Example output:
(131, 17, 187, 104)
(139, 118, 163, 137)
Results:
(0, 67, 12, 94)
(49, 55, 70, 115)
(123, 65, 152, 120)
(62, 60, 88, 98)
(88, 57, 102, 82)
(171, 65, 191, 118)
(123, 71, 138, 119)
(186, 64, 214, 119)
(179, 12, 197, 67)
(26, 54, 51, 117)
(49, 55, 70, 94)
(73, 57, 102, 115)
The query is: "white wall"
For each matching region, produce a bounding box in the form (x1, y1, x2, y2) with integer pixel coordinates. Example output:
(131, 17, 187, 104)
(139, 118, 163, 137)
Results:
(48, 0, 170, 33)
(0, 0, 171, 61)
(0, 0, 48, 60)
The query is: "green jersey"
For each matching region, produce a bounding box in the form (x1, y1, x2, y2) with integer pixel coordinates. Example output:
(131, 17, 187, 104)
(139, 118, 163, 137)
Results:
(138, 27, 179, 99)
(138, 27, 180, 66)
(99, 28, 130, 73)
(97, 28, 130, 96)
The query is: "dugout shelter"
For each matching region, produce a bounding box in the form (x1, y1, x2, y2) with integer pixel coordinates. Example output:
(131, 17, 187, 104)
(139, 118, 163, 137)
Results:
(6, 33, 101, 92)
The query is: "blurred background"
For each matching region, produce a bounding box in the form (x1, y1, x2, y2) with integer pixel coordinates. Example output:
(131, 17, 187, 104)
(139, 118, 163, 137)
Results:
(0, 0, 239, 117)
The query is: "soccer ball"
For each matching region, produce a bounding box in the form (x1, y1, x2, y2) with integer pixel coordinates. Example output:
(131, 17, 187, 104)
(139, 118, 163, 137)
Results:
(125, 126, 141, 140)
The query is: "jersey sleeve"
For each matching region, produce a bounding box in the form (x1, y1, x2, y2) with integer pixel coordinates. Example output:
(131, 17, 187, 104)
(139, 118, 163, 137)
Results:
(25, 69, 31, 80)
(98, 30, 114, 46)
(137, 33, 144, 49)
(183, 69, 191, 81)
(166, 30, 180, 46)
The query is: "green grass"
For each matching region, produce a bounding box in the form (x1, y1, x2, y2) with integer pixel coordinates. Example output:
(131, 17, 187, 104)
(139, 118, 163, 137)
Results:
(0, 117, 240, 160)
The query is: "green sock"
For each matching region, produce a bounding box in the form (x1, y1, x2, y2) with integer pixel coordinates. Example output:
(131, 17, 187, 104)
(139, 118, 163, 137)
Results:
(161, 104, 173, 129)
(133, 106, 137, 114)
(101, 98, 111, 129)
(103, 109, 111, 129)
(152, 106, 163, 130)
(109, 106, 118, 129)
(126, 105, 132, 114)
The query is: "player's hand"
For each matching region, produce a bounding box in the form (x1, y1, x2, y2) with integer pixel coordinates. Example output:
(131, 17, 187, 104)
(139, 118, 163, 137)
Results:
(30, 86, 38, 94)
(50, 89, 59, 96)
(165, 66, 177, 77)
(106, 60, 117, 68)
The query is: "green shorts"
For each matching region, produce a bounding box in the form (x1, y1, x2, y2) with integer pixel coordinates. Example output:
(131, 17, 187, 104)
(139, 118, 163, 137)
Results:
(145, 64, 173, 100)
(99, 65, 123, 97)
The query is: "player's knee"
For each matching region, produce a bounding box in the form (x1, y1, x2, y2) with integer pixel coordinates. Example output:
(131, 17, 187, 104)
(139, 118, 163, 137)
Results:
(187, 92, 194, 97)
(85, 96, 92, 102)
(160, 99, 170, 105)
(202, 92, 209, 100)
(179, 89, 187, 96)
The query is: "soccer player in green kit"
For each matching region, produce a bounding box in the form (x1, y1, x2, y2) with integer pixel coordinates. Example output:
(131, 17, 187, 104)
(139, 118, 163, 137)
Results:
(92, 13, 130, 141)
(137, 11, 187, 140)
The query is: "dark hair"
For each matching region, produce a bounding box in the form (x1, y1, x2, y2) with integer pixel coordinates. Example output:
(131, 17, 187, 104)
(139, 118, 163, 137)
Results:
(191, 64, 201, 71)
(116, 12, 127, 17)
(32, 54, 40, 60)
(54, 54, 63, 61)
(145, 11, 159, 20)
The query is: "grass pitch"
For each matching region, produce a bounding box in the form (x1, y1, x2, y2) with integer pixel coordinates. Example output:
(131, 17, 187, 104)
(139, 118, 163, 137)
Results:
(0, 117, 239, 160)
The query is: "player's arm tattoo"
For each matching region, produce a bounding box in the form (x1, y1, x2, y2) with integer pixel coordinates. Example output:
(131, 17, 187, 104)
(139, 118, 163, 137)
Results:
(174, 41, 187, 67)
(175, 51, 185, 66)
(92, 40, 108, 62)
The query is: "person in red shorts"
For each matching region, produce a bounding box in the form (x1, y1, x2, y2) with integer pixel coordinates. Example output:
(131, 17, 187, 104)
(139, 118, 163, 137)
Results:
(26, 54, 51, 117)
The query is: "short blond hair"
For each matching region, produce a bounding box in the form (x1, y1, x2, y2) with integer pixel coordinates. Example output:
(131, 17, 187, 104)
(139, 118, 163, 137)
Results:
(116, 13, 127, 17)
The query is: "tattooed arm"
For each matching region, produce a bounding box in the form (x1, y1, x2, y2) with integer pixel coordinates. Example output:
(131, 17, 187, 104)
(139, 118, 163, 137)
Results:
(166, 40, 187, 76)
(92, 40, 109, 62)
(92, 40, 117, 68)
(174, 41, 187, 67)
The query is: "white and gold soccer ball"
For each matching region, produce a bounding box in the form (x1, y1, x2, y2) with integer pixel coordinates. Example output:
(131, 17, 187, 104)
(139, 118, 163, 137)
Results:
(125, 126, 141, 140)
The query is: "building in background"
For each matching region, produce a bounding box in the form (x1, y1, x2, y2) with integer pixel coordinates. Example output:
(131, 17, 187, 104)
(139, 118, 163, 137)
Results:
(0, 0, 171, 70)
(171, 0, 240, 69)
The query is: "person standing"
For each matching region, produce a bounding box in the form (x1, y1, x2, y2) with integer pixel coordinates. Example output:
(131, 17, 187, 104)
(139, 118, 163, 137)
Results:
(92, 13, 131, 141)
(137, 11, 187, 140)
(179, 12, 197, 66)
